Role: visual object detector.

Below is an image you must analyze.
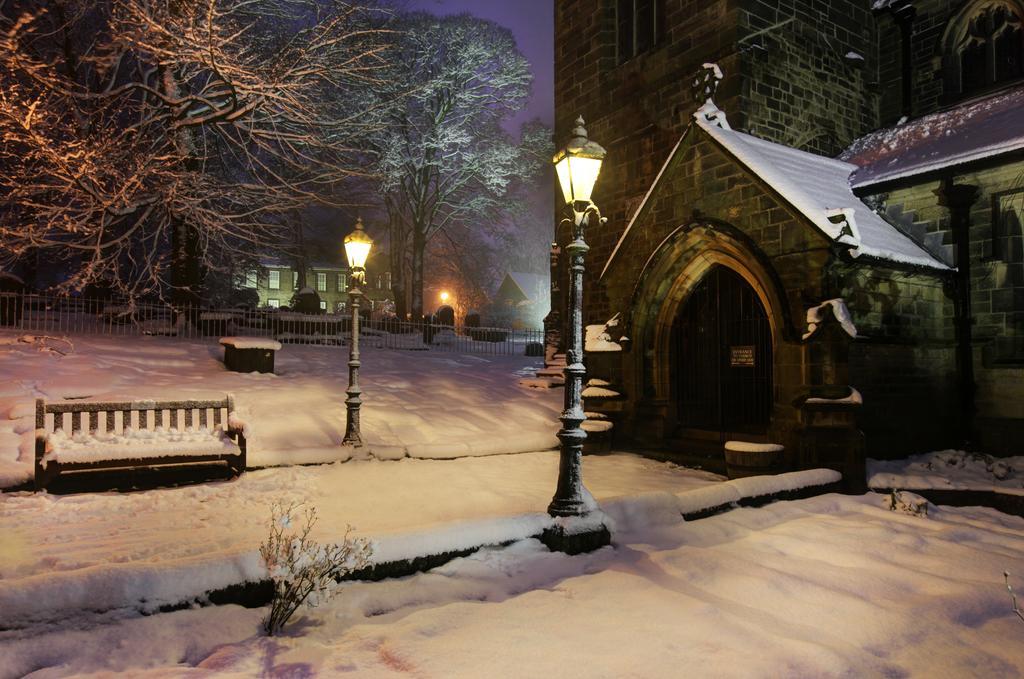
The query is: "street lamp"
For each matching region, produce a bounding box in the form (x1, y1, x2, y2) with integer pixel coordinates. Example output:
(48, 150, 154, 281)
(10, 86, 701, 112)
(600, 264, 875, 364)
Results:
(342, 217, 373, 447)
(544, 116, 610, 553)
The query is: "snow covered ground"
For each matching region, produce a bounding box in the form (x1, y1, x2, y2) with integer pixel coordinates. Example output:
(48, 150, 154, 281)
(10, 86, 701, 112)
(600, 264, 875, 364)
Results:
(4, 493, 1023, 678)
(0, 451, 724, 626)
(870, 449, 1024, 492)
(0, 332, 564, 487)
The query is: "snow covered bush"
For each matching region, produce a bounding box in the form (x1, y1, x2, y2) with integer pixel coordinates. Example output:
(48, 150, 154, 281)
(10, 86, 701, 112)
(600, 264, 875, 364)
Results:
(260, 502, 372, 636)
(884, 490, 929, 517)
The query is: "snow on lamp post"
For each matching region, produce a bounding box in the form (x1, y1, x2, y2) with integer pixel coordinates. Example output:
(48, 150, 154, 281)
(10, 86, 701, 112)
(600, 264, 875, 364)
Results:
(343, 217, 373, 447)
(544, 116, 611, 553)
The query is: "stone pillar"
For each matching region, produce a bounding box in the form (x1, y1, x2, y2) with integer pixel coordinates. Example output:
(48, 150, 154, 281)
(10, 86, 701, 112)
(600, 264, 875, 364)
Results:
(542, 241, 563, 364)
(798, 301, 866, 493)
(936, 180, 979, 447)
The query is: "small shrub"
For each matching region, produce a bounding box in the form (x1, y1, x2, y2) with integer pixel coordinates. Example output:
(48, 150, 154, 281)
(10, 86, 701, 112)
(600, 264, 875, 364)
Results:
(1006, 572, 1024, 624)
(884, 489, 929, 517)
(259, 502, 372, 636)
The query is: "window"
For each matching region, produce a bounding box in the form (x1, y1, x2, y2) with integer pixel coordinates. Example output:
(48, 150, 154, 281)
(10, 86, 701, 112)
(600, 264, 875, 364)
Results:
(617, 0, 662, 63)
(292, 270, 298, 289)
(267, 298, 280, 308)
(268, 270, 280, 290)
(337, 272, 347, 292)
(316, 272, 327, 292)
(994, 188, 1024, 261)
(336, 301, 347, 313)
(319, 300, 327, 311)
(947, 2, 1024, 97)
(244, 270, 257, 289)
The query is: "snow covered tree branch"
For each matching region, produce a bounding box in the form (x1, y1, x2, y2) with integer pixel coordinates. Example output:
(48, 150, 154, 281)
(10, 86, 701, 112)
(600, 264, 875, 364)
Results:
(368, 12, 541, 320)
(0, 0, 394, 302)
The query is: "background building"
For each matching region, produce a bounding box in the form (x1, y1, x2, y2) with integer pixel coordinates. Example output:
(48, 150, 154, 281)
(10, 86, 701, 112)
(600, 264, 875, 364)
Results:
(239, 253, 394, 315)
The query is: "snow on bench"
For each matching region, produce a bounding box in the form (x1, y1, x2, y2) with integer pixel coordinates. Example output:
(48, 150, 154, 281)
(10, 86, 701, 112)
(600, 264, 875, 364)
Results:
(34, 395, 247, 490)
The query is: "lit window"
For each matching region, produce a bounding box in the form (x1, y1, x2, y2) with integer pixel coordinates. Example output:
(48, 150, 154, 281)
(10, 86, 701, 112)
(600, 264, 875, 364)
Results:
(337, 272, 347, 292)
(268, 270, 280, 290)
(267, 299, 280, 308)
(337, 301, 347, 313)
(319, 300, 327, 311)
(292, 270, 298, 289)
(244, 270, 257, 289)
(316, 272, 327, 292)
(617, 0, 662, 64)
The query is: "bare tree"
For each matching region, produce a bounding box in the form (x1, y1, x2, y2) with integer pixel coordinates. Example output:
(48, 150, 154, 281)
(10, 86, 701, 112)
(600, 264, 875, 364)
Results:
(0, 0, 393, 305)
(370, 12, 536, 321)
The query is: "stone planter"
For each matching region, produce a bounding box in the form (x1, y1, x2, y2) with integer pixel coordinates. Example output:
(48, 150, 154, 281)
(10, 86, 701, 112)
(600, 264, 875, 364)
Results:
(724, 441, 784, 479)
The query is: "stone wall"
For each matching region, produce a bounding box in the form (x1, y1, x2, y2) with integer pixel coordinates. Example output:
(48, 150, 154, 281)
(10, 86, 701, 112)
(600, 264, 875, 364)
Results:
(831, 264, 959, 456)
(738, 0, 879, 156)
(862, 159, 1024, 453)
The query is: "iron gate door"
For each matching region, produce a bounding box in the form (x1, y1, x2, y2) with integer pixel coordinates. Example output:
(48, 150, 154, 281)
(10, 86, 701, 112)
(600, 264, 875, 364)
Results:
(672, 266, 772, 436)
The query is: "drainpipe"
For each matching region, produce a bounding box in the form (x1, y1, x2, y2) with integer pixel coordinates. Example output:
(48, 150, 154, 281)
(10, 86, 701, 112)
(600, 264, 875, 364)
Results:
(935, 179, 979, 447)
(892, 4, 917, 118)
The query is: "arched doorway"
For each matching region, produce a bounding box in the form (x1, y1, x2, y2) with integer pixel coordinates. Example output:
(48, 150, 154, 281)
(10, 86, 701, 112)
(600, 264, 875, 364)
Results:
(671, 265, 772, 438)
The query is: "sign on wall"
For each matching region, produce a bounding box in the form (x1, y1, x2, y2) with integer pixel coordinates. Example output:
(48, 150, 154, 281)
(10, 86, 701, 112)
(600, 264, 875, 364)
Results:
(730, 345, 755, 368)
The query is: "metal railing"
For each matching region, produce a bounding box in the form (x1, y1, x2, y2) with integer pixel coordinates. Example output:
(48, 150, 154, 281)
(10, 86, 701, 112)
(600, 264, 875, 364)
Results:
(0, 293, 545, 356)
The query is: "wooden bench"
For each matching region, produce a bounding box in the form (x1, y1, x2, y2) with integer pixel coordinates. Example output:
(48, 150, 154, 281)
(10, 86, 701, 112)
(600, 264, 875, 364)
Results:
(34, 395, 246, 491)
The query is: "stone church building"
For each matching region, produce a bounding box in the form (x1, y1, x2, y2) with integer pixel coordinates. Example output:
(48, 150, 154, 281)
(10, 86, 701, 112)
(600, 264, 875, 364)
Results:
(551, 0, 1024, 478)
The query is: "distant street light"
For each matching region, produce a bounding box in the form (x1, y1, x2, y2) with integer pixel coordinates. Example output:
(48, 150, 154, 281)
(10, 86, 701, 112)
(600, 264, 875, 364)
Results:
(544, 116, 610, 554)
(342, 217, 373, 447)
(440, 291, 450, 304)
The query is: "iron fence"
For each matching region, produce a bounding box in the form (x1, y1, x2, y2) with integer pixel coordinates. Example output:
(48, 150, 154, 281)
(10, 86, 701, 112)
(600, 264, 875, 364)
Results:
(0, 293, 545, 357)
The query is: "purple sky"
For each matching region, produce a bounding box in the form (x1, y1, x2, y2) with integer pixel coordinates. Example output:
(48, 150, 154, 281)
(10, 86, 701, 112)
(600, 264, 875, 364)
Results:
(404, 0, 554, 137)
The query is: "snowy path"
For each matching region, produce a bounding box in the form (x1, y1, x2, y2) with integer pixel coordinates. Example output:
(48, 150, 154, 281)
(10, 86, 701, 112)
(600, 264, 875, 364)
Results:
(0, 452, 722, 625)
(0, 333, 564, 487)
(3, 494, 1023, 678)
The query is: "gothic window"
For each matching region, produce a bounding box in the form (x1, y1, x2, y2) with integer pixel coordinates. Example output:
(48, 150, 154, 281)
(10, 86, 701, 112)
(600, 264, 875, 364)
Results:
(947, 1, 1024, 97)
(617, 0, 662, 63)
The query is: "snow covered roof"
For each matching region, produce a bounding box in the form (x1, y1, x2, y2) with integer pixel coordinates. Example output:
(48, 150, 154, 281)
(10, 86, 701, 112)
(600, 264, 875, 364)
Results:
(841, 86, 1024, 189)
(506, 272, 548, 300)
(603, 103, 950, 277)
(693, 108, 949, 270)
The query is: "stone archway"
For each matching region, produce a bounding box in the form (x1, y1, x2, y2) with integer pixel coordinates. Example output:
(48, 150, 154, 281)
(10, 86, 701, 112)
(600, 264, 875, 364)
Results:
(628, 223, 789, 439)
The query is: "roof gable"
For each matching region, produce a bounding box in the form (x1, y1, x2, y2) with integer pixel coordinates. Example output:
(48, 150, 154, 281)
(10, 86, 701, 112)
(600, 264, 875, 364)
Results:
(602, 104, 950, 277)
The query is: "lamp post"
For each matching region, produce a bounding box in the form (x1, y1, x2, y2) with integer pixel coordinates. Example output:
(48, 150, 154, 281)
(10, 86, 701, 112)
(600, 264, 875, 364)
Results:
(343, 217, 373, 447)
(544, 116, 611, 553)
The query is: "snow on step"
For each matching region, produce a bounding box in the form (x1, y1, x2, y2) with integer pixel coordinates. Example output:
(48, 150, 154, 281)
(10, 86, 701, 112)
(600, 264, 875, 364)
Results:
(582, 385, 621, 399)
(723, 441, 784, 453)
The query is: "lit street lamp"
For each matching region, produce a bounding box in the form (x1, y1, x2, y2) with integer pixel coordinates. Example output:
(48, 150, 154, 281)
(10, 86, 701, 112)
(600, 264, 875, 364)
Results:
(544, 116, 610, 554)
(342, 217, 373, 447)
(440, 291, 450, 304)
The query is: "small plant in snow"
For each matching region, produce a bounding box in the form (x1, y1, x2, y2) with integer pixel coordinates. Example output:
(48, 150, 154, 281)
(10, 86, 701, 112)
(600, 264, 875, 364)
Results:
(260, 502, 372, 636)
(884, 490, 929, 517)
(1005, 572, 1024, 624)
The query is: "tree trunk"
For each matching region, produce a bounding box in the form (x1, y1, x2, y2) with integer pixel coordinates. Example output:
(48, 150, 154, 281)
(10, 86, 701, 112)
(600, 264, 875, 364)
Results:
(411, 229, 426, 321)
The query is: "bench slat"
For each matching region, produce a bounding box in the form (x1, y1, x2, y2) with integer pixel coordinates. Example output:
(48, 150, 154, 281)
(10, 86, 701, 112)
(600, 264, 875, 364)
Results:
(45, 399, 230, 414)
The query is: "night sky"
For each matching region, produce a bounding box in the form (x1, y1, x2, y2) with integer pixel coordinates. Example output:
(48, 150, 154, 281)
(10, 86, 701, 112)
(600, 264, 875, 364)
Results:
(405, 0, 554, 137)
